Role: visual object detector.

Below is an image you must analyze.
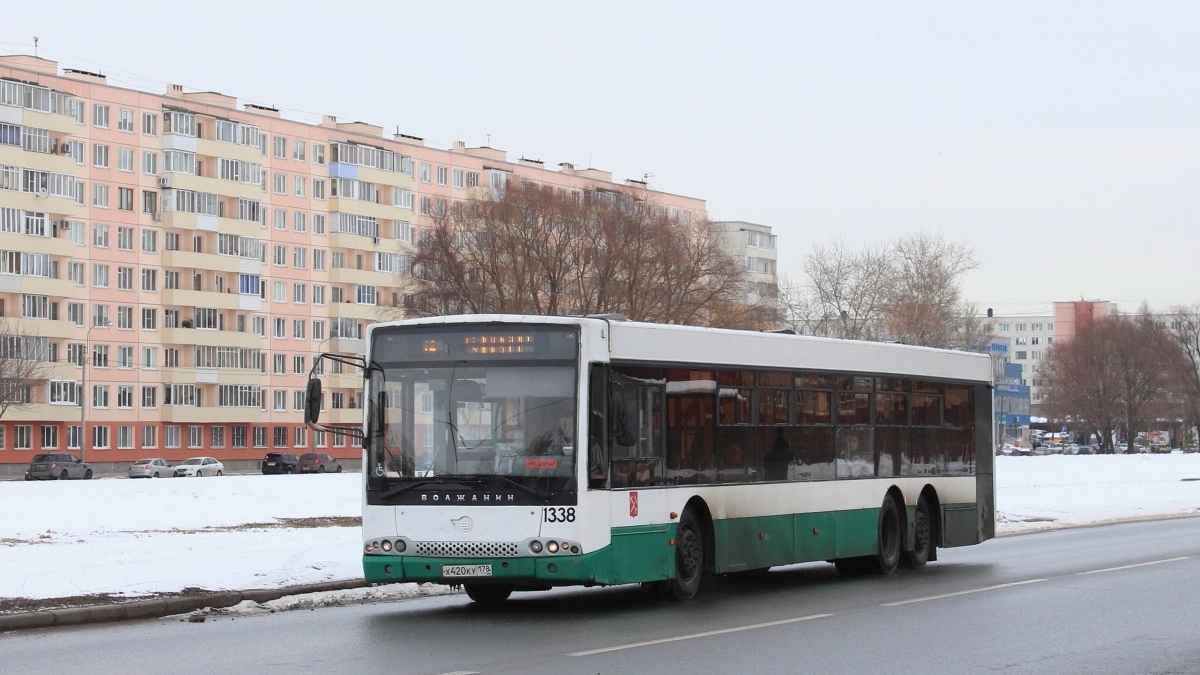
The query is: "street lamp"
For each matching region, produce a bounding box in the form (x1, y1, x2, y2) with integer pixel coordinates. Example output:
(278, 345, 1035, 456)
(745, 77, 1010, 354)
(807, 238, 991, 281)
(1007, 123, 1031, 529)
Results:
(80, 319, 111, 462)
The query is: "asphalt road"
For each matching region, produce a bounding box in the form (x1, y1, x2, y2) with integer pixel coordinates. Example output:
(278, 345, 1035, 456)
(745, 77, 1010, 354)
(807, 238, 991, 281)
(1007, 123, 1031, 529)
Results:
(4, 518, 1200, 675)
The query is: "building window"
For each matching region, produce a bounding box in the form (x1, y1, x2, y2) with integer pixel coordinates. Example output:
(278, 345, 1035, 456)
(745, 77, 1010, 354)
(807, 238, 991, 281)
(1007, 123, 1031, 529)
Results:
(93, 426, 109, 450)
(93, 104, 109, 128)
(142, 425, 157, 448)
(142, 112, 158, 136)
(293, 140, 305, 162)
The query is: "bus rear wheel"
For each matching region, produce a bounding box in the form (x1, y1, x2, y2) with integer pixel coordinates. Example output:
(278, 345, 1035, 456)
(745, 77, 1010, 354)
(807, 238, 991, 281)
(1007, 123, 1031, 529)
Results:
(902, 497, 933, 570)
(669, 509, 706, 600)
(464, 584, 512, 604)
(870, 494, 902, 575)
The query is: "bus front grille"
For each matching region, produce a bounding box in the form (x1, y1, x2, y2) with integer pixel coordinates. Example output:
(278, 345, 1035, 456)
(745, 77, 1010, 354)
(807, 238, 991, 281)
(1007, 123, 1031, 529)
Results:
(415, 541, 521, 557)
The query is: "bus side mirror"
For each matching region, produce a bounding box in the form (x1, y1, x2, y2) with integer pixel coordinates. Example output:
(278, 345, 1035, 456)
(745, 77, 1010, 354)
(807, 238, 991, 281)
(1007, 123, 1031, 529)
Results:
(304, 378, 322, 426)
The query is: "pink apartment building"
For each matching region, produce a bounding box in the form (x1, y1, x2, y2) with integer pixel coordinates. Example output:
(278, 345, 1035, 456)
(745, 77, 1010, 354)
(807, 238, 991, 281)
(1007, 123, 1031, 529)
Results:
(0, 54, 708, 470)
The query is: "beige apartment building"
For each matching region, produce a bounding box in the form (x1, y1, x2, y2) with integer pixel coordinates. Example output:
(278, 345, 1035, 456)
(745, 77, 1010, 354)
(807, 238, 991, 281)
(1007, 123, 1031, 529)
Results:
(0, 54, 708, 469)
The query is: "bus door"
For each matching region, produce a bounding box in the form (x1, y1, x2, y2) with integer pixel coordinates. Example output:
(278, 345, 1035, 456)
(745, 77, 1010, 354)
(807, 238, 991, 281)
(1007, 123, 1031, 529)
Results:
(607, 377, 664, 488)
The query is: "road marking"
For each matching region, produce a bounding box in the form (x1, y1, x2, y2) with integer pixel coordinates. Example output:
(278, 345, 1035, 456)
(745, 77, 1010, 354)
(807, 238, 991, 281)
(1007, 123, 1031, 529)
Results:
(881, 579, 1046, 607)
(568, 613, 833, 656)
(1077, 556, 1191, 576)
(433, 672, 478, 675)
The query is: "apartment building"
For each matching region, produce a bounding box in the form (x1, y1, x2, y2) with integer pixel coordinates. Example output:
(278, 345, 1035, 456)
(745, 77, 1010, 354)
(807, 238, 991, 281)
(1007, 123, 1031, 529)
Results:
(712, 221, 778, 304)
(0, 54, 708, 467)
(985, 300, 1117, 411)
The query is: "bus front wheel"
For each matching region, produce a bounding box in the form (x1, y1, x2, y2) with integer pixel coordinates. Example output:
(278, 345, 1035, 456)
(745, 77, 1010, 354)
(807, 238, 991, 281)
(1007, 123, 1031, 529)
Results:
(670, 509, 706, 600)
(464, 584, 512, 604)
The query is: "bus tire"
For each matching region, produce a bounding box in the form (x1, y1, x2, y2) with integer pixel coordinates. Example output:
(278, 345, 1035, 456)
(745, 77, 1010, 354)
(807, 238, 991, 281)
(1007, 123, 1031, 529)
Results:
(669, 509, 706, 600)
(464, 584, 512, 604)
(871, 494, 902, 575)
(902, 497, 933, 570)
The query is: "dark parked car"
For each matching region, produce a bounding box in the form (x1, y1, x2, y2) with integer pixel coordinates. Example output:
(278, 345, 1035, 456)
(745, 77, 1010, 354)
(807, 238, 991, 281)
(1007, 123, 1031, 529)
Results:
(26, 453, 93, 480)
(262, 452, 300, 474)
(298, 453, 342, 474)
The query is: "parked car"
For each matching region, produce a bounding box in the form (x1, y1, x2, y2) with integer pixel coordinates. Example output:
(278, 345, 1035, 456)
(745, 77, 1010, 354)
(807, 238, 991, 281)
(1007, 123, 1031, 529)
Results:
(173, 457, 224, 477)
(298, 452, 342, 474)
(1076, 444, 1098, 455)
(1030, 446, 1051, 456)
(128, 458, 172, 478)
(26, 453, 93, 481)
(261, 452, 300, 474)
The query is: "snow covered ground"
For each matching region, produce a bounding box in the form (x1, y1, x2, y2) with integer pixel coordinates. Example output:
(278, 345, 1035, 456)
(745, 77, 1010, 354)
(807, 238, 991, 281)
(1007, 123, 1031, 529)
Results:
(2, 455, 1199, 603)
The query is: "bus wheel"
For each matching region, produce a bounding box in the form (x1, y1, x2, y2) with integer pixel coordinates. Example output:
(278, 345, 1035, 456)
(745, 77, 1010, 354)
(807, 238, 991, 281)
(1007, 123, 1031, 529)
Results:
(464, 584, 512, 604)
(871, 494, 902, 575)
(902, 497, 933, 570)
(670, 510, 705, 600)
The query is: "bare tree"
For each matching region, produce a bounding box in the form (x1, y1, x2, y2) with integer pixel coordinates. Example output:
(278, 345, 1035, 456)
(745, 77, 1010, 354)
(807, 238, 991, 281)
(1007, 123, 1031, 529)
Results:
(796, 239, 893, 340)
(0, 321, 51, 420)
(779, 233, 985, 350)
(1166, 304, 1200, 437)
(1043, 320, 1122, 453)
(1044, 313, 1180, 452)
(409, 181, 753, 327)
(885, 232, 985, 350)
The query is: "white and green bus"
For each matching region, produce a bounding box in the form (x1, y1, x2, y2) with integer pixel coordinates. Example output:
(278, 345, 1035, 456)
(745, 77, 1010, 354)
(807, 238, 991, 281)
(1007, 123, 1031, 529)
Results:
(305, 314, 994, 603)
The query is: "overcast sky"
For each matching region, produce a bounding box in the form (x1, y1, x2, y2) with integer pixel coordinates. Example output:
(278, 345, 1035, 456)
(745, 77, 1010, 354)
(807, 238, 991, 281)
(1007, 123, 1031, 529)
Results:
(4, 2, 1198, 315)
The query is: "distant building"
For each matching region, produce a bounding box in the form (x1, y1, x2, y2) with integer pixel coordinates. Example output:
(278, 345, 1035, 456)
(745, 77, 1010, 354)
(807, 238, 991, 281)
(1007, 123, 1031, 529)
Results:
(984, 300, 1117, 413)
(0, 53, 709, 468)
(712, 221, 778, 305)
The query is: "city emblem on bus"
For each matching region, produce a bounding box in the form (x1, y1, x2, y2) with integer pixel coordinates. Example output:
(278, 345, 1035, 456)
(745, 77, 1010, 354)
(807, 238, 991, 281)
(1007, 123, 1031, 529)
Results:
(629, 492, 638, 518)
(451, 516, 473, 532)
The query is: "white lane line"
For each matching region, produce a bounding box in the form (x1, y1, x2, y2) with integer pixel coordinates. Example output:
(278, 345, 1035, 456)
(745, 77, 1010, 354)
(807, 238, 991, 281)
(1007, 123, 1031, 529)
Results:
(1077, 556, 1191, 576)
(881, 579, 1046, 607)
(568, 613, 834, 657)
(433, 672, 478, 675)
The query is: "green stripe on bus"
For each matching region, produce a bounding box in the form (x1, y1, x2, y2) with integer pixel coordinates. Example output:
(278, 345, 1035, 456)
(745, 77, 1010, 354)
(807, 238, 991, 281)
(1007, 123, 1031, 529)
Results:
(363, 503, 977, 586)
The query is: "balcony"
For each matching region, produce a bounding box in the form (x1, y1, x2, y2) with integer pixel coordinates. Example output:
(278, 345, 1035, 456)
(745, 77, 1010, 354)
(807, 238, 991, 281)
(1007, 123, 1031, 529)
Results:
(322, 408, 364, 426)
(0, 276, 79, 299)
(196, 138, 261, 165)
(162, 250, 262, 275)
(159, 212, 263, 238)
(21, 108, 76, 135)
(0, 142, 78, 174)
(161, 327, 263, 349)
(160, 405, 262, 424)
(1, 189, 79, 220)
(326, 301, 384, 321)
(10, 318, 79, 339)
(3, 402, 81, 423)
(328, 197, 406, 222)
(161, 172, 261, 201)
(327, 267, 394, 286)
(162, 288, 243, 311)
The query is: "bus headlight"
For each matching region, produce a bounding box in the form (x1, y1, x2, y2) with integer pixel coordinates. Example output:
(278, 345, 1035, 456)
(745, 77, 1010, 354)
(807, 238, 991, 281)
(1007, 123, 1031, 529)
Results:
(547, 541, 559, 553)
(381, 540, 393, 552)
(394, 539, 406, 553)
(530, 540, 543, 553)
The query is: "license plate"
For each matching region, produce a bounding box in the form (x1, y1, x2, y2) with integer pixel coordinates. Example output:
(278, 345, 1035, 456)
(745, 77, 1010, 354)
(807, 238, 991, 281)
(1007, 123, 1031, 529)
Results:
(266, 462, 276, 466)
(442, 564, 492, 577)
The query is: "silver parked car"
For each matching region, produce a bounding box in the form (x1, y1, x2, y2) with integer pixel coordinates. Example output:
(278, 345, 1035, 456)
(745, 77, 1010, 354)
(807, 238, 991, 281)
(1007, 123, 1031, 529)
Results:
(26, 453, 93, 481)
(173, 457, 224, 477)
(128, 458, 172, 478)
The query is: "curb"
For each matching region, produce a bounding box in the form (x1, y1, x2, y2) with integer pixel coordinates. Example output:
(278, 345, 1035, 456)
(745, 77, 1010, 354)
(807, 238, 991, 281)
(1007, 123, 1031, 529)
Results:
(0, 579, 370, 632)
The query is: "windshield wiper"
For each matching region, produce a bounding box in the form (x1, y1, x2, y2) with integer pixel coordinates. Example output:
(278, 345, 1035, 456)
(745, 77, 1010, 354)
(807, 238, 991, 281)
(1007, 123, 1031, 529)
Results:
(489, 474, 551, 502)
(376, 476, 480, 501)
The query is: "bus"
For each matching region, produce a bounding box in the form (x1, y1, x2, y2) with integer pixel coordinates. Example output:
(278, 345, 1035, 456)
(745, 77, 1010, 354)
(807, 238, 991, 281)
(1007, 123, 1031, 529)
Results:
(304, 314, 995, 603)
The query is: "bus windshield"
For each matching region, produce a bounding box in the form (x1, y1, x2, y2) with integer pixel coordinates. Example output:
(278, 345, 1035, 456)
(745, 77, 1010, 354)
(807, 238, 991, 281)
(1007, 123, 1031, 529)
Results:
(365, 325, 580, 505)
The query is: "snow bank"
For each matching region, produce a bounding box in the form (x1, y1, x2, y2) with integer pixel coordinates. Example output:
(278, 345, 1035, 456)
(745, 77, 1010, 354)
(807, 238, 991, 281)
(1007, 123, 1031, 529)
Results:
(2, 455, 1199, 602)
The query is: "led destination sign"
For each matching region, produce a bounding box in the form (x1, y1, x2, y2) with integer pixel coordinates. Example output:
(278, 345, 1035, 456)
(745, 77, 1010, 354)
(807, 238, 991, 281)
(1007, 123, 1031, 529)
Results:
(376, 325, 576, 363)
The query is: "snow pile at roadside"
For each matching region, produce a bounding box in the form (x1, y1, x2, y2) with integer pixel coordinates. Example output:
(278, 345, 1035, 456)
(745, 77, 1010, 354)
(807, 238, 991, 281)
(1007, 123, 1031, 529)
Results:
(995, 453, 1200, 534)
(182, 583, 460, 620)
(2, 454, 1200, 604)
